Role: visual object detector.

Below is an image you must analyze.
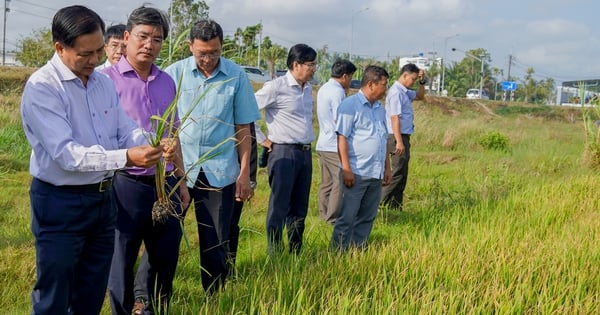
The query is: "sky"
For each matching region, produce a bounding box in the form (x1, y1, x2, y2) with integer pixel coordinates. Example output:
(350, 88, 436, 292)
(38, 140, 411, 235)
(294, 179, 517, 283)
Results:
(2, 0, 599, 85)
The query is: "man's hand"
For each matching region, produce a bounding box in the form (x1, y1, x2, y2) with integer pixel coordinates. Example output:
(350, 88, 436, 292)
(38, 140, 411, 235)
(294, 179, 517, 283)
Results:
(178, 181, 191, 215)
(126, 145, 163, 168)
(395, 140, 405, 156)
(261, 139, 273, 152)
(235, 175, 254, 202)
(342, 168, 355, 188)
(160, 137, 179, 162)
(383, 168, 392, 186)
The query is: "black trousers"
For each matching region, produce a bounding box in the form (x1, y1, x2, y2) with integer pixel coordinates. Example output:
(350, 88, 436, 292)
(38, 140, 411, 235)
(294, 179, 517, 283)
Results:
(228, 123, 258, 273)
(380, 134, 411, 209)
(189, 171, 235, 293)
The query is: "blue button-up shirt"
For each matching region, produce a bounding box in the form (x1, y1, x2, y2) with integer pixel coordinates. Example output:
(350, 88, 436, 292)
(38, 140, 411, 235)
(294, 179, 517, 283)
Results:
(254, 71, 314, 144)
(103, 57, 177, 176)
(165, 56, 261, 188)
(385, 81, 417, 135)
(336, 91, 388, 179)
(316, 78, 345, 152)
(21, 53, 147, 185)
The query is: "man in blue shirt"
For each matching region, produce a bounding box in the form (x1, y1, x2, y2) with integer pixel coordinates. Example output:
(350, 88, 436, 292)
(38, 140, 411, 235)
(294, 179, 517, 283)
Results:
(380, 63, 426, 210)
(255, 44, 317, 254)
(316, 59, 356, 224)
(164, 19, 260, 293)
(331, 65, 391, 251)
(20, 5, 169, 314)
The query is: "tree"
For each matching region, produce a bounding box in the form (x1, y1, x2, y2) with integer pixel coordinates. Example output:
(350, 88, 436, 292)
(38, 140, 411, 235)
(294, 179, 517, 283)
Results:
(15, 28, 53, 67)
(161, 0, 210, 63)
(167, 0, 209, 39)
(261, 44, 286, 78)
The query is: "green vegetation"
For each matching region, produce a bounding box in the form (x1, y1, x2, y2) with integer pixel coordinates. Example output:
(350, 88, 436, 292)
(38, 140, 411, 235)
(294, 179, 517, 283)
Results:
(2, 69, 599, 314)
(477, 131, 511, 152)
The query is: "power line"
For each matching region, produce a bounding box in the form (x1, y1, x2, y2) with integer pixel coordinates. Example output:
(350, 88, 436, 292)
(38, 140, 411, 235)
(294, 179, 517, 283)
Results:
(13, 0, 56, 12)
(11, 8, 51, 20)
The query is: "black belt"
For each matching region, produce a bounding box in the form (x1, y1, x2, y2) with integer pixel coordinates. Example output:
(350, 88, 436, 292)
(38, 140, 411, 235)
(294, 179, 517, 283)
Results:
(274, 143, 311, 151)
(118, 172, 156, 185)
(117, 171, 176, 185)
(34, 177, 113, 193)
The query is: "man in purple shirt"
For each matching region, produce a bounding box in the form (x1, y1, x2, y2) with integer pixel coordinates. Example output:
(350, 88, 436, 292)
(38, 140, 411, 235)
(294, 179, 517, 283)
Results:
(102, 6, 189, 315)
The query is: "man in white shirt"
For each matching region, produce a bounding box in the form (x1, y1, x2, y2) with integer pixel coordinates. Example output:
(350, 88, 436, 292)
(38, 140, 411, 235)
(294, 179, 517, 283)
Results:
(255, 43, 317, 254)
(315, 59, 356, 224)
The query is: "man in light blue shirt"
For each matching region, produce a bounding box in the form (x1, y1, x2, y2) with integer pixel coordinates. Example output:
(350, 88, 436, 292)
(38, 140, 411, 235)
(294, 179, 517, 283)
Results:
(316, 59, 356, 224)
(164, 19, 260, 293)
(20, 5, 168, 314)
(381, 63, 426, 210)
(331, 65, 391, 251)
(255, 43, 317, 254)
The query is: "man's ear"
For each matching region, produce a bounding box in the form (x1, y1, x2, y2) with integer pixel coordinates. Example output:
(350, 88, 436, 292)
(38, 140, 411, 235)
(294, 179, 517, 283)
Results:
(54, 42, 64, 56)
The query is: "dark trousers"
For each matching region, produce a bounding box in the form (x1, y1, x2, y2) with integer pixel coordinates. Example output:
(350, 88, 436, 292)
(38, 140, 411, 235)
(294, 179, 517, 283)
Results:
(227, 123, 258, 274)
(380, 134, 411, 209)
(29, 178, 116, 315)
(266, 144, 312, 254)
(188, 171, 235, 293)
(108, 173, 183, 315)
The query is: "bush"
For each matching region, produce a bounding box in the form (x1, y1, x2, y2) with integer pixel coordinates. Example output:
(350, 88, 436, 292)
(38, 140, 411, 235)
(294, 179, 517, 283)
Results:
(477, 131, 511, 152)
(0, 66, 35, 95)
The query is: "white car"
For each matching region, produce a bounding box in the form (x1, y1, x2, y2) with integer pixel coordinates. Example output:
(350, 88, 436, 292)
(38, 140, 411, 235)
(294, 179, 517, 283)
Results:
(241, 66, 271, 84)
(466, 88, 489, 100)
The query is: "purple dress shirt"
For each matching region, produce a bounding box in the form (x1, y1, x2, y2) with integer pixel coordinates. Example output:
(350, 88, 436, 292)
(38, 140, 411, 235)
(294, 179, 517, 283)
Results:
(103, 57, 177, 176)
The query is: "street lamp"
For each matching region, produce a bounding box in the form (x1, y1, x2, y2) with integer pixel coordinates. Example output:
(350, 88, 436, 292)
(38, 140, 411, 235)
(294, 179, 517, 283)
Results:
(452, 47, 486, 99)
(441, 33, 459, 95)
(350, 7, 369, 61)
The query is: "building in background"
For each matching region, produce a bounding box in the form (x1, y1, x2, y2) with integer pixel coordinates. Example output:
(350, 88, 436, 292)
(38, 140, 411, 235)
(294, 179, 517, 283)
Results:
(399, 55, 441, 93)
(556, 79, 600, 106)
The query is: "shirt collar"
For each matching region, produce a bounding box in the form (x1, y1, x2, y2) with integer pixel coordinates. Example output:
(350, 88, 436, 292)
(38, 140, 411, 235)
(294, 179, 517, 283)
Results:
(115, 56, 160, 81)
(357, 89, 382, 109)
(188, 56, 231, 79)
(50, 52, 98, 86)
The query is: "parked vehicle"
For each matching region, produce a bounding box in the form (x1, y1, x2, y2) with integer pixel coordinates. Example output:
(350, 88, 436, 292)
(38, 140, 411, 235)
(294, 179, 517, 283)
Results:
(275, 69, 287, 77)
(466, 88, 489, 100)
(241, 66, 271, 84)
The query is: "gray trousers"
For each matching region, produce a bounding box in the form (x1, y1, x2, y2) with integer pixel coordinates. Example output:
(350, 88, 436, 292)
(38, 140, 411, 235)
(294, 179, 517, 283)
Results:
(331, 173, 382, 251)
(317, 151, 342, 224)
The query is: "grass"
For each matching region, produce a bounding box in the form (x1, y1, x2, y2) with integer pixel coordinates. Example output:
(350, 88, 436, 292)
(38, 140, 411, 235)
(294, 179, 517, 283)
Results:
(1, 82, 599, 314)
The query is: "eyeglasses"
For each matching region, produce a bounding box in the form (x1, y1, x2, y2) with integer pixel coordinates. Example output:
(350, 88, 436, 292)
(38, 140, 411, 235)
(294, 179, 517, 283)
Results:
(196, 52, 221, 61)
(131, 32, 164, 45)
(107, 43, 126, 52)
(302, 62, 317, 69)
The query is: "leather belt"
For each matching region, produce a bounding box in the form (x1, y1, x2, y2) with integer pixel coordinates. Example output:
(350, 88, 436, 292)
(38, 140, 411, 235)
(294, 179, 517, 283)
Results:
(117, 171, 176, 185)
(35, 177, 113, 193)
(274, 143, 311, 151)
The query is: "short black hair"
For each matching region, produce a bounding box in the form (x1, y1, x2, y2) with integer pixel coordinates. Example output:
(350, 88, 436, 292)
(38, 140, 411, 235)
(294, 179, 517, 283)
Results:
(127, 6, 169, 39)
(361, 65, 389, 87)
(190, 19, 223, 44)
(104, 24, 126, 43)
(400, 63, 420, 75)
(330, 59, 357, 78)
(286, 44, 317, 70)
(52, 5, 105, 48)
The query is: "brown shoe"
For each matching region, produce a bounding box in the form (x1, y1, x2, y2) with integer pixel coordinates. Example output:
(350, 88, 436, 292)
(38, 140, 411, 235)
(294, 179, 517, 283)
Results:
(132, 297, 146, 315)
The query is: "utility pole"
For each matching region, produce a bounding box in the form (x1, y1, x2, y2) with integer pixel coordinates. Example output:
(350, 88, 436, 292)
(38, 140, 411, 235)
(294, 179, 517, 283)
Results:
(507, 54, 513, 81)
(2, 0, 10, 66)
(257, 20, 262, 68)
